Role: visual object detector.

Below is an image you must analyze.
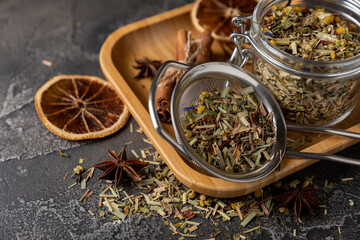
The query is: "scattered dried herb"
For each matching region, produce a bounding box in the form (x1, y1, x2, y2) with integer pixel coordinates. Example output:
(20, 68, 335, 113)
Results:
(133, 57, 162, 79)
(182, 86, 276, 172)
(73, 165, 84, 175)
(58, 149, 69, 158)
(67, 145, 325, 238)
(274, 187, 321, 222)
(42, 59, 53, 67)
(63, 171, 69, 180)
(341, 177, 353, 182)
(242, 225, 261, 234)
(255, 5, 360, 125)
(80, 148, 275, 236)
(91, 148, 149, 188)
(182, 209, 196, 220)
(88, 209, 95, 216)
(240, 212, 257, 227)
(79, 189, 90, 202)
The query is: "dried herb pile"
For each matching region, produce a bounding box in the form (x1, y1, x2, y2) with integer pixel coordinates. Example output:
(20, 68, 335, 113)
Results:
(254, 5, 360, 125)
(262, 6, 360, 60)
(182, 86, 276, 172)
(63, 142, 326, 239)
(96, 152, 275, 238)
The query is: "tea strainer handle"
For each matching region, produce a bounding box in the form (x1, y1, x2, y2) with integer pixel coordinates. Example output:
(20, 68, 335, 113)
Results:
(149, 60, 191, 158)
(285, 151, 360, 166)
(287, 124, 360, 139)
(285, 124, 360, 166)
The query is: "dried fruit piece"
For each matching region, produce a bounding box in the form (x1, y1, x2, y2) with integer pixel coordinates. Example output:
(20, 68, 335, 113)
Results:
(191, 0, 259, 41)
(35, 75, 130, 140)
(182, 209, 196, 220)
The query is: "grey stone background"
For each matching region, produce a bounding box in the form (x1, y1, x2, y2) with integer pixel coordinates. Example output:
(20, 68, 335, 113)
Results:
(0, 0, 359, 239)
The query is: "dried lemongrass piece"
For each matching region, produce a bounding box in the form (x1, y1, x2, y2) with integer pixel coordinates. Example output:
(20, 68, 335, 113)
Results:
(240, 212, 257, 227)
(81, 178, 86, 190)
(63, 171, 69, 180)
(67, 182, 77, 189)
(242, 225, 261, 234)
(79, 190, 90, 202)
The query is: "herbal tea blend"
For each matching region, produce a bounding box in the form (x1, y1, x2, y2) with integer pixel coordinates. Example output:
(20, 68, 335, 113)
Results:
(255, 60, 357, 124)
(262, 6, 360, 61)
(182, 86, 276, 173)
(253, 5, 360, 125)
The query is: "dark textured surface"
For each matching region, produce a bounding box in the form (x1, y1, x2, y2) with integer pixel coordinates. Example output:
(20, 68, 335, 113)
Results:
(0, 0, 359, 239)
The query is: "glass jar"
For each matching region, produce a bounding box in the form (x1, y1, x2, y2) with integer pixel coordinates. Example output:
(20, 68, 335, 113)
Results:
(232, 0, 360, 126)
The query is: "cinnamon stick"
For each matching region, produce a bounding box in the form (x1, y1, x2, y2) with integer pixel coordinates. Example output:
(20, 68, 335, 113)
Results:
(176, 29, 187, 61)
(156, 29, 213, 123)
(156, 29, 188, 123)
(156, 81, 175, 123)
(195, 30, 213, 64)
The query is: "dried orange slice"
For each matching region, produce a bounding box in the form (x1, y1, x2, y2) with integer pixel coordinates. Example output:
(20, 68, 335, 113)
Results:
(34, 75, 130, 140)
(191, 0, 259, 41)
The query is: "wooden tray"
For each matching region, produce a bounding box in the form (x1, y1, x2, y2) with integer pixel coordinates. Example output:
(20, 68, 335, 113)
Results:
(99, 4, 360, 198)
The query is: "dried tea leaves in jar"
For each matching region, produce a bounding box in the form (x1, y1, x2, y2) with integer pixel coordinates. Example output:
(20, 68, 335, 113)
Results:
(254, 5, 360, 125)
(262, 6, 360, 61)
(255, 61, 357, 124)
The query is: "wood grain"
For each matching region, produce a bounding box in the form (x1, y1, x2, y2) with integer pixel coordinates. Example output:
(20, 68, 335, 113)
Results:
(100, 3, 360, 197)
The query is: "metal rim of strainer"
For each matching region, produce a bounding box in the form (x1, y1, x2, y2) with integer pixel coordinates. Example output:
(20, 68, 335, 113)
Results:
(149, 60, 287, 183)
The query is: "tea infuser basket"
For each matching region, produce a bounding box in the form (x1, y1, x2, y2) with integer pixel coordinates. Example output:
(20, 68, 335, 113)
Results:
(149, 59, 287, 182)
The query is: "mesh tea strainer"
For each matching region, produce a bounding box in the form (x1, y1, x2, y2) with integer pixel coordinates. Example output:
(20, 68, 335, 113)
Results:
(148, 35, 360, 183)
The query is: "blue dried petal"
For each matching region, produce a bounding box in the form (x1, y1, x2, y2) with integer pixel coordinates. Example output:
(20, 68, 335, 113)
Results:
(264, 32, 273, 38)
(183, 105, 198, 111)
(302, 67, 310, 72)
(269, 83, 277, 88)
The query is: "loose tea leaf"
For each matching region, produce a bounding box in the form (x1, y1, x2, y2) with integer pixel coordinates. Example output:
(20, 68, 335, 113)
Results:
(182, 87, 276, 172)
(240, 212, 257, 226)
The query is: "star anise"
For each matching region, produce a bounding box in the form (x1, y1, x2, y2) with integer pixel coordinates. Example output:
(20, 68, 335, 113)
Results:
(274, 187, 321, 222)
(91, 148, 148, 188)
(133, 57, 162, 79)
